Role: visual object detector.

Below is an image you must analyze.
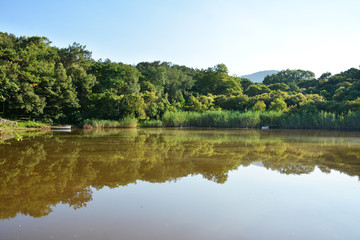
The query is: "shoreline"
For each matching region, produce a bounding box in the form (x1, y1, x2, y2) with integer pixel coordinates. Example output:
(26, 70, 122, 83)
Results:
(1, 125, 360, 132)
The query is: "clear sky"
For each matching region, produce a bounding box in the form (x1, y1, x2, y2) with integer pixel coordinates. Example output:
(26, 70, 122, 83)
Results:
(1, 0, 359, 76)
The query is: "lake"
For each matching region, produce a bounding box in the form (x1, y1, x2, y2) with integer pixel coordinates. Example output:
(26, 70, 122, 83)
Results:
(1, 128, 360, 240)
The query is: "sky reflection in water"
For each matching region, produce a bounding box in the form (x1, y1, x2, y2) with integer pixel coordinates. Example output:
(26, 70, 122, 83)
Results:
(0, 129, 359, 240)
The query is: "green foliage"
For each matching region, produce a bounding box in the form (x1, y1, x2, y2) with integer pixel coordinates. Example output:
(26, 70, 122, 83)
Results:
(162, 111, 188, 127)
(252, 101, 266, 111)
(215, 94, 249, 111)
(186, 95, 216, 112)
(259, 111, 283, 125)
(91, 60, 140, 95)
(193, 64, 242, 95)
(263, 69, 315, 85)
(16, 120, 48, 128)
(245, 85, 262, 97)
(162, 110, 284, 128)
(268, 83, 290, 91)
(83, 119, 121, 128)
(120, 94, 147, 120)
(269, 98, 287, 111)
(83, 117, 138, 128)
(0, 32, 359, 129)
(281, 111, 360, 130)
(139, 119, 163, 127)
(12, 131, 23, 141)
(118, 116, 138, 128)
(244, 84, 270, 96)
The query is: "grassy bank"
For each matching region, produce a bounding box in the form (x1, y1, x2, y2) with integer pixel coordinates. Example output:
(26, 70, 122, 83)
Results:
(0, 120, 50, 131)
(0, 120, 52, 144)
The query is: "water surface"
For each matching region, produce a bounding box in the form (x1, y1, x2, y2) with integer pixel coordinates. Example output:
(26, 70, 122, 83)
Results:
(1, 129, 360, 240)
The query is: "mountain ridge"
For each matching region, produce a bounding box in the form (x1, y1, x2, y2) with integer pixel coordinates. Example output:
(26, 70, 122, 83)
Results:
(241, 70, 279, 83)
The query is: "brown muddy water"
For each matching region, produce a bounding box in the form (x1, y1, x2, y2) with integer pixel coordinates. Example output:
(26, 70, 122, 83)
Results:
(0, 128, 360, 240)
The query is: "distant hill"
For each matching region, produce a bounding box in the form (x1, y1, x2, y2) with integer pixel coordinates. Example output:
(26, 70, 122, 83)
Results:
(241, 70, 279, 83)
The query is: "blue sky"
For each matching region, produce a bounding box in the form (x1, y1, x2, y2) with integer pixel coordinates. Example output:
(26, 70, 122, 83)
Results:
(1, 0, 359, 76)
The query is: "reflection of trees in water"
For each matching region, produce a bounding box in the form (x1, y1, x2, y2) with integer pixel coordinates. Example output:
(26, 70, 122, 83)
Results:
(0, 139, 92, 219)
(0, 129, 359, 219)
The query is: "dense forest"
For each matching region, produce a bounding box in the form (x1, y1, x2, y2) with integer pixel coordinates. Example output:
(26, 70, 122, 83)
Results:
(0, 32, 359, 127)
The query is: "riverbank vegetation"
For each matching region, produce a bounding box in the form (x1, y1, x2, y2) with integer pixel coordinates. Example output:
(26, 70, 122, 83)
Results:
(0, 119, 49, 130)
(1, 32, 359, 129)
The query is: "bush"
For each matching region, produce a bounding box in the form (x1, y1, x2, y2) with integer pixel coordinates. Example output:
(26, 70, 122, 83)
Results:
(139, 120, 163, 128)
(118, 117, 138, 128)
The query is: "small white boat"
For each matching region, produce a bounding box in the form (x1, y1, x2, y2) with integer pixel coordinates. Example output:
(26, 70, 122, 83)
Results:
(261, 126, 270, 130)
(50, 126, 72, 130)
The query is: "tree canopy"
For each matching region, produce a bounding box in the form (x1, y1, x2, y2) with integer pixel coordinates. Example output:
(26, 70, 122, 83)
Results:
(0, 32, 359, 123)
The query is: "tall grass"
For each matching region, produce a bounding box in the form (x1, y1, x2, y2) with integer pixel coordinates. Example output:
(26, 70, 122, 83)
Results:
(83, 117, 138, 129)
(139, 119, 163, 128)
(161, 110, 360, 130)
(82, 111, 360, 130)
(282, 111, 360, 130)
(162, 110, 284, 128)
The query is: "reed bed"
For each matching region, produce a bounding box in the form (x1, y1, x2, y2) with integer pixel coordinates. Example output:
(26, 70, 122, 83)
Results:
(282, 111, 360, 130)
(161, 110, 284, 128)
(83, 111, 360, 130)
(161, 110, 360, 130)
(139, 119, 163, 128)
(83, 117, 138, 129)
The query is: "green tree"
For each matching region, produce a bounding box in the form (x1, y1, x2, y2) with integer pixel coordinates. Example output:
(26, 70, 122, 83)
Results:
(193, 64, 242, 95)
(240, 78, 253, 90)
(252, 101, 266, 111)
(186, 95, 215, 112)
(245, 85, 262, 97)
(58, 42, 93, 69)
(268, 83, 290, 91)
(269, 98, 287, 111)
(215, 94, 249, 111)
(137, 61, 167, 95)
(263, 69, 315, 85)
(164, 66, 194, 101)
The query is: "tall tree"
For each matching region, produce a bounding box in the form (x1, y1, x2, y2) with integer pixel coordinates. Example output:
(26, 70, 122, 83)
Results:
(263, 69, 315, 85)
(193, 64, 242, 95)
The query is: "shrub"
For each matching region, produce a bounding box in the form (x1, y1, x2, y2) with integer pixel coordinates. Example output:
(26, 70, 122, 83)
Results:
(139, 120, 163, 128)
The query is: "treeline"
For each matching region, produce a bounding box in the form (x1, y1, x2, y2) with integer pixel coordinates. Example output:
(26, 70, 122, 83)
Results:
(0, 32, 359, 125)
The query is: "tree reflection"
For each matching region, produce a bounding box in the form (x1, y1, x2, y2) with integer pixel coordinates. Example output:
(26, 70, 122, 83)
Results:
(0, 129, 359, 219)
